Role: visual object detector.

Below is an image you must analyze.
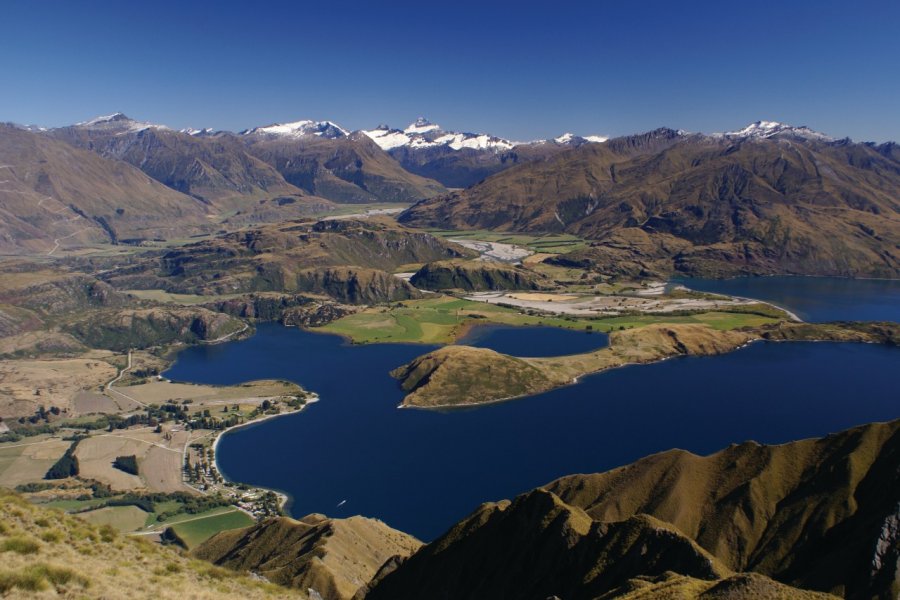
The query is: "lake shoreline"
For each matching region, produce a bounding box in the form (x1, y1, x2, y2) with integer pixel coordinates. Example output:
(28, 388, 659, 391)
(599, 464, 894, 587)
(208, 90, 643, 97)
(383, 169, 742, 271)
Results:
(210, 396, 320, 515)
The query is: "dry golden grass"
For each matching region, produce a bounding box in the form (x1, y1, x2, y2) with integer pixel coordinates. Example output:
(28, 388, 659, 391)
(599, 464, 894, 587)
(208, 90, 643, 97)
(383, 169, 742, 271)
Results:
(0, 356, 118, 419)
(196, 514, 421, 600)
(0, 487, 300, 599)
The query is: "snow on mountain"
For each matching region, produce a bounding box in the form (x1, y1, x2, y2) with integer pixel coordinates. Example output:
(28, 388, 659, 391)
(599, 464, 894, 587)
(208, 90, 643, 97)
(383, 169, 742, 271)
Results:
(74, 113, 170, 133)
(180, 127, 215, 136)
(240, 119, 349, 139)
(362, 125, 413, 150)
(718, 120, 832, 141)
(431, 132, 514, 151)
(363, 119, 516, 152)
(404, 117, 441, 135)
(553, 132, 608, 144)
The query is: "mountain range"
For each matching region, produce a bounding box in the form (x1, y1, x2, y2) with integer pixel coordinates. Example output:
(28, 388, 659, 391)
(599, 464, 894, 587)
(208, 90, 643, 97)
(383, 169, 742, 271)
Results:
(3, 114, 899, 279)
(400, 124, 900, 278)
(361, 118, 607, 188)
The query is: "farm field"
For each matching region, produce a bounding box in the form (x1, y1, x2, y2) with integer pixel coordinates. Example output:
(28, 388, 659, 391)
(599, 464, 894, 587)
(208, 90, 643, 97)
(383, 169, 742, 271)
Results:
(167, 507, 254, 548)
(318, 295, 782, 345)
(0, 436, 71, 487)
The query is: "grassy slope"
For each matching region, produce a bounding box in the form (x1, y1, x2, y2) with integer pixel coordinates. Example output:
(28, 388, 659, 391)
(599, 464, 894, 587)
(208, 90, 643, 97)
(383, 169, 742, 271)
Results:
(195, 514, 422, 600)
(319, 295, 779, 344)
(0, 488, 297, 599)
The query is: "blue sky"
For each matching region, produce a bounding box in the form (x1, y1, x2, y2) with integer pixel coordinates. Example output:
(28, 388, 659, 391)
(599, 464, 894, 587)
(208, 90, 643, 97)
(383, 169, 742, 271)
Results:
(2, 0, 898, 142)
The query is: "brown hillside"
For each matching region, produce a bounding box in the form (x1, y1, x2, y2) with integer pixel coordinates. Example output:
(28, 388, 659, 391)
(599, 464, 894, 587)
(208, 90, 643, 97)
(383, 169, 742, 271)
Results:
(400, 130, 900, 277)
(0, 124, 211, 253)
(244, 132, 447, 204)
(362, 488, 836, 600)
(101, 218, 472, 300)
(545, 419, 900, 599)
(195, 514, 421, 600)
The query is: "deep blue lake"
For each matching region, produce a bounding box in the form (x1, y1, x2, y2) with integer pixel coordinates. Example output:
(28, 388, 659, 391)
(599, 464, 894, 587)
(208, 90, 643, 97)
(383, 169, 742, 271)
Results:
(167, 295, 900, 540)
(673, 276, 900, 322)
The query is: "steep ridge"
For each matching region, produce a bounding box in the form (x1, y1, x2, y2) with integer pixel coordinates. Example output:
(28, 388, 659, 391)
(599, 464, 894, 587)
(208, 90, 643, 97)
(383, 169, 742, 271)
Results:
(544, 419, 900, 599)
(362, 488, 835, 600)
(0, 124, 211, 253)
(399, 126, 900, 277)
(195, 514, 421, 600)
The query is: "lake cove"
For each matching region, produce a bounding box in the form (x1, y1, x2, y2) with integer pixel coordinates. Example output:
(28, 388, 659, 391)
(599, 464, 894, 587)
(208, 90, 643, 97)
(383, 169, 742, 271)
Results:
(167, 322, 900, 541)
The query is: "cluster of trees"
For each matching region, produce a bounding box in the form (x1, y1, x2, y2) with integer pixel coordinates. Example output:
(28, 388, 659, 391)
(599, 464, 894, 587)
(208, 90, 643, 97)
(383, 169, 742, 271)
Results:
(45, 440, 80, 479)
(184, 444, 224, 486)
(187, 413, 244, 431)
(112, 455, 139, 475)
(257, 490, 283, 518)
(19, 405, 63, 425)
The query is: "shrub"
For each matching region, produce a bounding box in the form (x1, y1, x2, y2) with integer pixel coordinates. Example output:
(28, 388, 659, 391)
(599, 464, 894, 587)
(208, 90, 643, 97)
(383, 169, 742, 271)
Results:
(39, 529, 63, 543)
(1, 536, 40, 555)
(34, 564, 88, 588)
(0, 568, 48, 593)
(98, 525, 116, 543)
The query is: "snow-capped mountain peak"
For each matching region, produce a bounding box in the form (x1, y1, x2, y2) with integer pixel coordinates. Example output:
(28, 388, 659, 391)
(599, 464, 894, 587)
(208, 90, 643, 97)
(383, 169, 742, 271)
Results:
(552, 132, 609, 145)
(77, 112, 131, 126)
(404, 118, 441, 135)
(363, 120, 516, 152)
(361, 126, 412, 150)
(74, 113, 170, 133)
(241, 119, 349, 139)
(720, 121, 832, 141)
